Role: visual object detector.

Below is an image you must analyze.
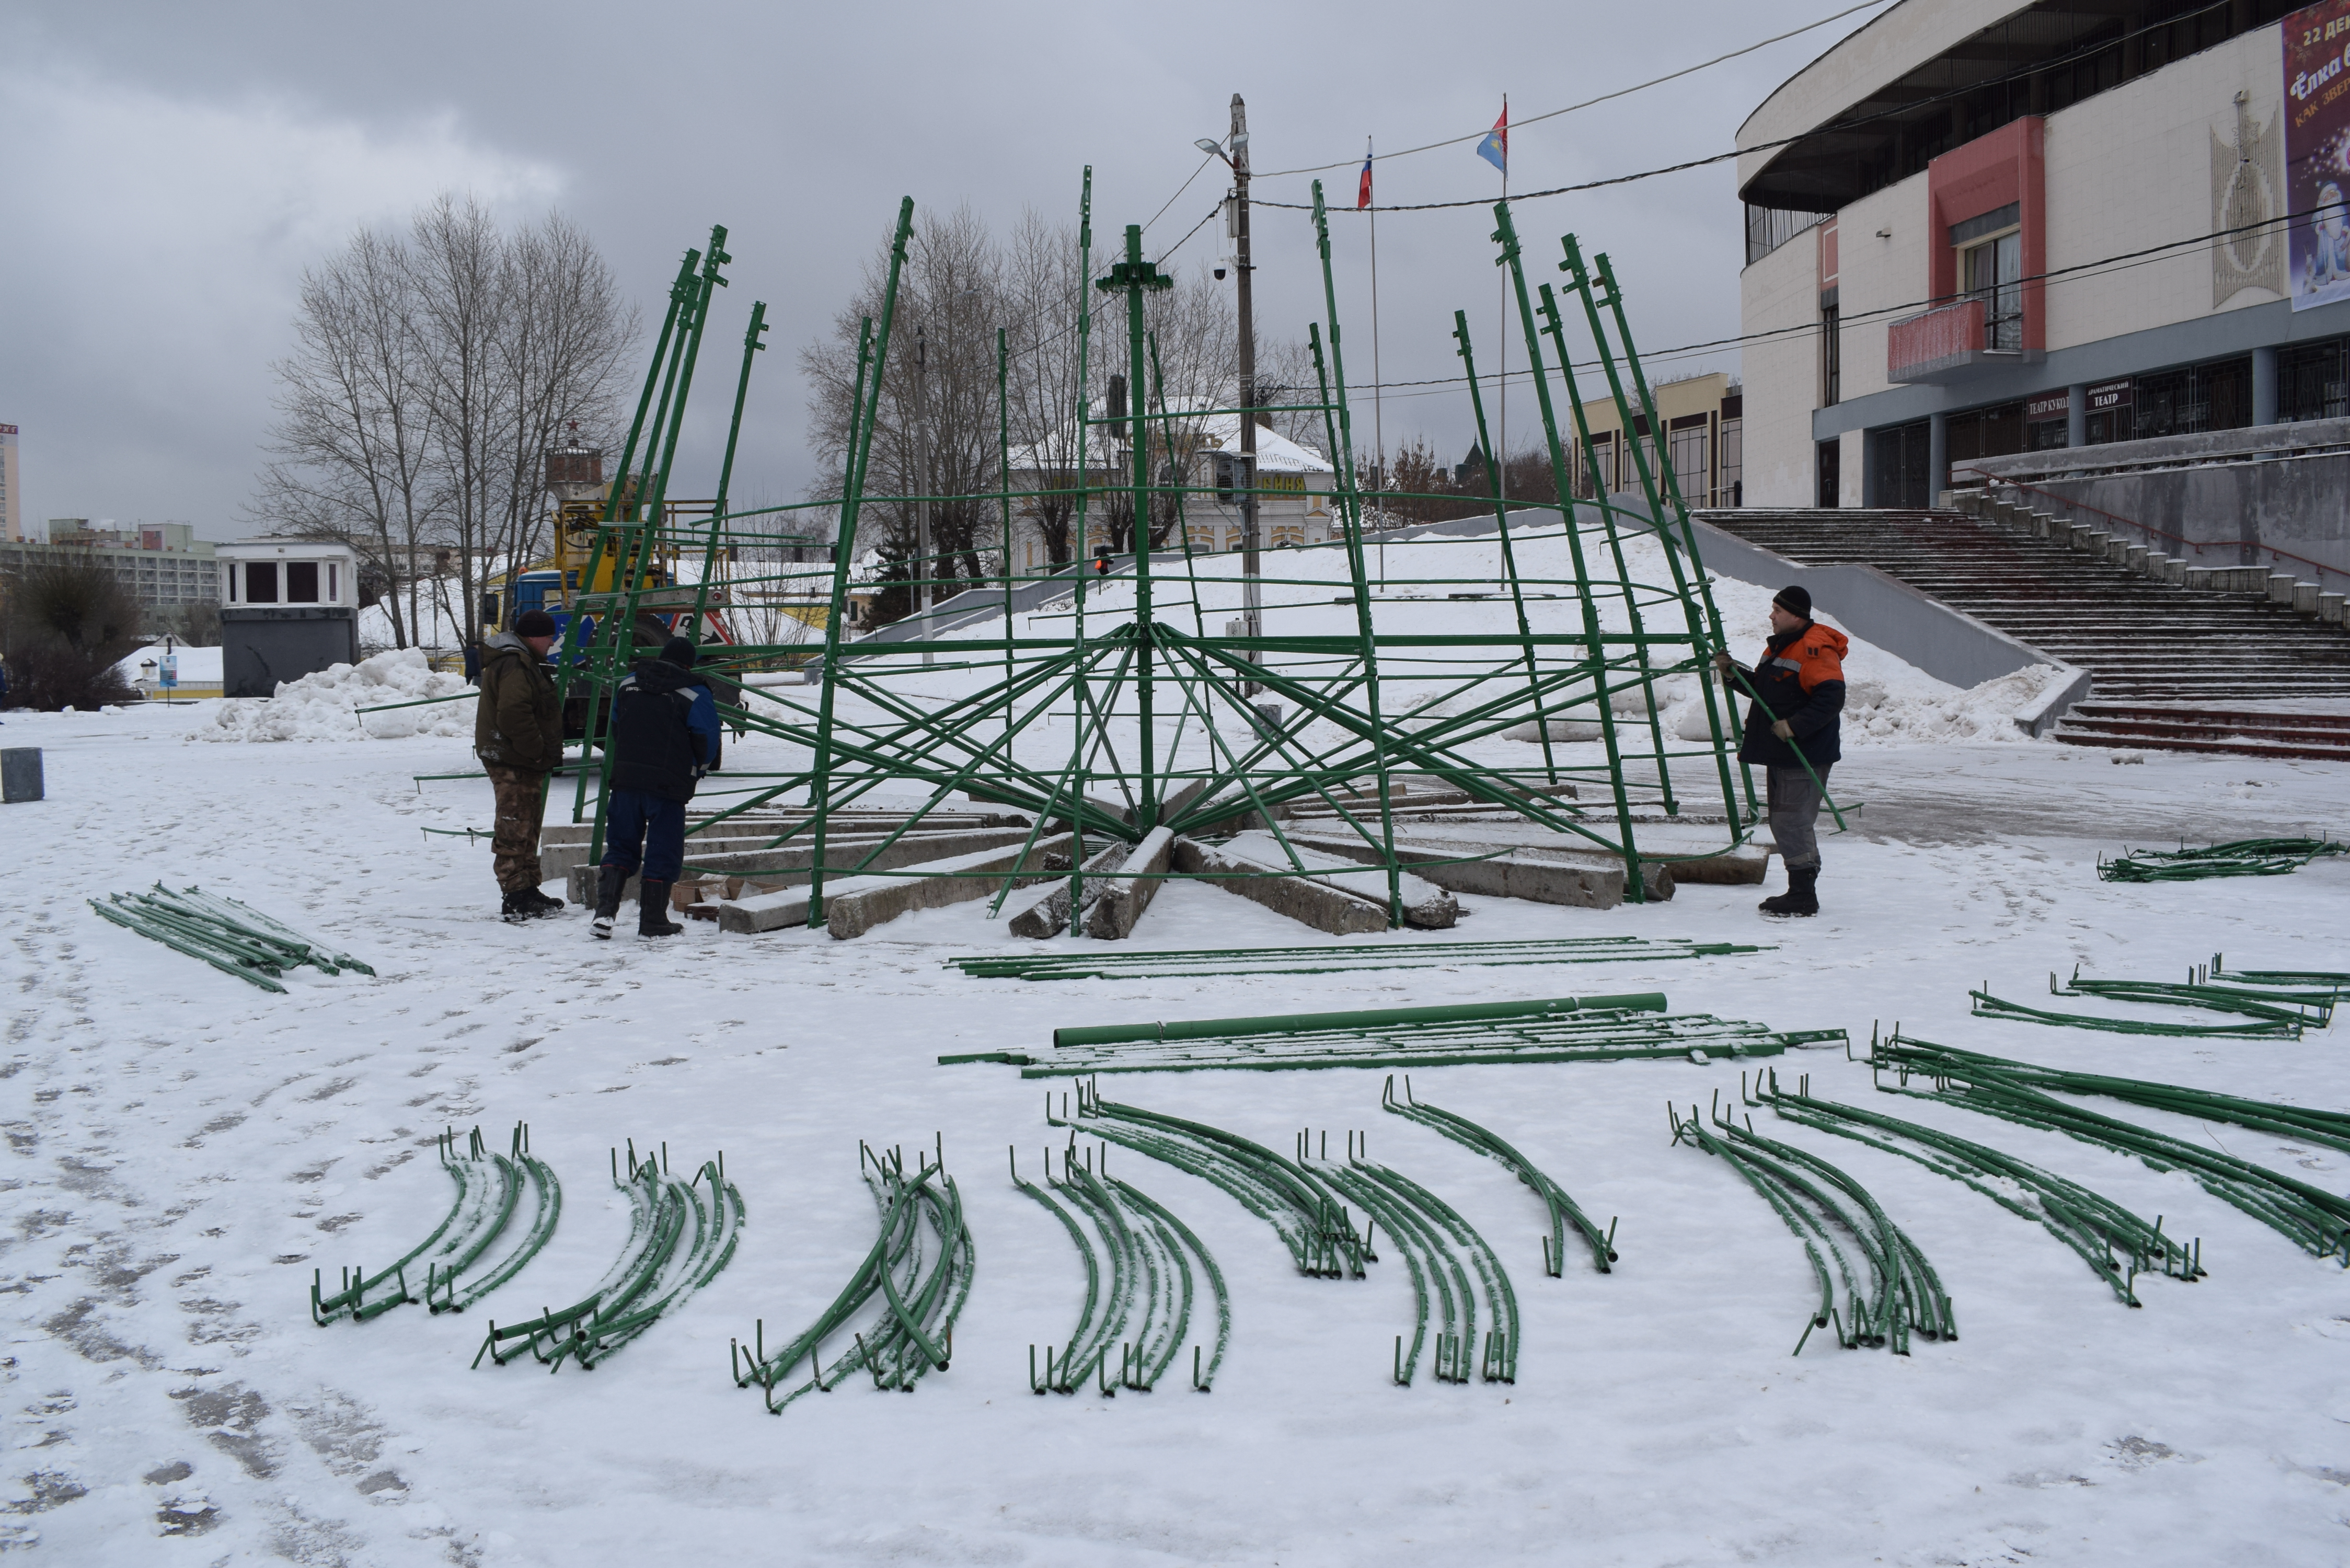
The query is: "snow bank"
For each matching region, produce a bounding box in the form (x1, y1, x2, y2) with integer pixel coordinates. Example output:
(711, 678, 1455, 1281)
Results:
(191, 648, 473, 743)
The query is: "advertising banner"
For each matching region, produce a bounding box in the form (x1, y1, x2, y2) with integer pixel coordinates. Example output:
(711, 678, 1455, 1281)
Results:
(2286, 0, 2350, 309)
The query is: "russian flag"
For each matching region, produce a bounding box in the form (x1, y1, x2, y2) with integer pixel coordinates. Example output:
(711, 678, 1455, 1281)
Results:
(1476, 100, 1507, 175)
(1357, 141, 1373, 210)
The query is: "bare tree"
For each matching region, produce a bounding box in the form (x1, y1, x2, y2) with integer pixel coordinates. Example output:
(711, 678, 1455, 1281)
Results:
(249, 227, 439, 646)
(252, 196, 635, 650)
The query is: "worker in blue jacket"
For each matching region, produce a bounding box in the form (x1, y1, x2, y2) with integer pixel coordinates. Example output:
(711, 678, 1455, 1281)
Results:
(592, 637, 719, 939)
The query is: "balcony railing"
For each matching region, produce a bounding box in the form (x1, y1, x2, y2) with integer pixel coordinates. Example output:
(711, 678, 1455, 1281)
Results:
(1885, 295, 2036, 383)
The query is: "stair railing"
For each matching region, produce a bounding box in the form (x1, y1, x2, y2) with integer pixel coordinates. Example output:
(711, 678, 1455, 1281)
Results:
(1952, 465, 2350, 593)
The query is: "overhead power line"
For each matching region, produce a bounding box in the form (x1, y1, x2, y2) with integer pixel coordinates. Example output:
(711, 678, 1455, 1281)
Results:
(1250, 0, 1900, 180)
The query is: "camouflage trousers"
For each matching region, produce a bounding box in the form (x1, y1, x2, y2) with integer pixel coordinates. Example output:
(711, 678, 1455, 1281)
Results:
(484, 765, 549, 893)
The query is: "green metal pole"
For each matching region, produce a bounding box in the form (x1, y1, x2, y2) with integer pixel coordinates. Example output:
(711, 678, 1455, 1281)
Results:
(1490, 202, 1645, 901)
(1067, 170, 1096, 928)
(1449, 312, 1559, 787)
(1559, 235, 1751, 826)
(808, 199, 916, 927)
(1097, 224, 1172, 831)
(1000, 325, 1015, 771)
(1308, 180, 1402, 926)
(687, 298, 769, 645)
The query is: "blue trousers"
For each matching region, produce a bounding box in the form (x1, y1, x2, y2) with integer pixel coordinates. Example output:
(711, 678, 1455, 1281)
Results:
(601, 789, 686, 883)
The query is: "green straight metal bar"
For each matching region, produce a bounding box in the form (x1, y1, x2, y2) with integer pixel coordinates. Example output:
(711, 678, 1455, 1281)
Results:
(687, 297, 769, 644)
(1557, 234, 1752, 824)
(1531, 279, 1677, 814)
(1491, 202, 1644, 897)
(1309, 180, 1403, 926)
(809, 199, 915, 927)
(1449, 311, 1559, 786)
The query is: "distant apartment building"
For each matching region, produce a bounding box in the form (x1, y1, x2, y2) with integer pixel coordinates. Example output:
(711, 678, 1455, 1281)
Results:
(0, 520, 222, 606)
(0, 425, 18, 542)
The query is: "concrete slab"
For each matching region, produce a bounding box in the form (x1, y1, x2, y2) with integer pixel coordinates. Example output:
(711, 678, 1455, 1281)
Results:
(823, 833, 1077, 940)
(1084, 826, 1176, 940)
(570, 827, 1032, 906)
(1222, 831, 1458, 928)
(1007, 841, 1129, 939)
(1280, 829, 1635, 911)
(1169, 837, 1388, 936)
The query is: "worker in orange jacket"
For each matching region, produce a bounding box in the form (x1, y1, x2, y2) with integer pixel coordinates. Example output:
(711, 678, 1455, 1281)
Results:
(1713, 585, 1846, 917)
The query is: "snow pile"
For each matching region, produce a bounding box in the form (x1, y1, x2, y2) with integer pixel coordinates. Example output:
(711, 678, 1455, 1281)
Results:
(1836, 663, 2067, 744)
(191, 648, 473, 743)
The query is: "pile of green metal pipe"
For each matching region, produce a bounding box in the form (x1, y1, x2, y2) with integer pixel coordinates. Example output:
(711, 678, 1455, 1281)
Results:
(313, 1125, 558, 1325)
(946, 993, 1840, 1077)
(2098, 836, 2347, 882)
(945, 936, 1771, 984)
(1055, 1083, 1368, 1278)
(1867, 1030, 2350, 1265)
(1671, 1093, 1956, 1356)
(1315, 1128, 1519, 1385)
(1968, 963, 2331, 1039)
(474, 1137, 743, 1373)
(732, 1139, 973, 1413)
(2208, 953, 2350, 988)
(1058, 1083, 1516, 1386)
(1743, 1068, 2197, 1306)
(1015, 1140, 1229, 1395)
(1383, 1076, 1616, 1277)
(93, 884, 372, 994)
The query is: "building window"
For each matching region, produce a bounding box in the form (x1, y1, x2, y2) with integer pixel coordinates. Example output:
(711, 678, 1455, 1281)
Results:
(246, 562, 279, 603)
(1867, 422, 1932, 509)
(1744, 205, 1829, 267)
(2133, 356, 2252, 439)
(1955, 204, 2023, 352)
(1719, 417, 1743, 508)
(1667, 417, 1712, 507)
(1821, 301, 1841, 407)
(1816, 440, 1840, 508)
(2280, 339, 2347, 422)
(286, 562, 320, 603)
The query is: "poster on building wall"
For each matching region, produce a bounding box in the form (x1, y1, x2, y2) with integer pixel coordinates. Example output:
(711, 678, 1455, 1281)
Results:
(2286, 0, 2350, 309)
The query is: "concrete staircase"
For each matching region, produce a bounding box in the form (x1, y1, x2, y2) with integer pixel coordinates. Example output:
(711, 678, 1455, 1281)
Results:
(1693, 506, 2350, 760)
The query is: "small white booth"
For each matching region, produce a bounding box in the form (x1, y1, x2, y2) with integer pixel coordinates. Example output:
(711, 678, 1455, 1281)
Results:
(216, 540, 361, 697)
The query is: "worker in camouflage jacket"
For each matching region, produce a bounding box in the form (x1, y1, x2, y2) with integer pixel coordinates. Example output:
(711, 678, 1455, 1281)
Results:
(1713, 585, 1846, 918)
(474, 609, 567, 923)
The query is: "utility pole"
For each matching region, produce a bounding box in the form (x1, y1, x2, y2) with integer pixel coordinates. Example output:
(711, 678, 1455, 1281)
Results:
(1232, 93, 1261, 685)
(914, 322, 935, 665)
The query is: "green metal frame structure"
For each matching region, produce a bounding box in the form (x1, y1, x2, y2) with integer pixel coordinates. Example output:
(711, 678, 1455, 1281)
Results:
(548, 181, 1758, 932)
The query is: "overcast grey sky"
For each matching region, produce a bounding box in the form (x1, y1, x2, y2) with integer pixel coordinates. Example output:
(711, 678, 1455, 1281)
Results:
(1, 0, 1887, 540)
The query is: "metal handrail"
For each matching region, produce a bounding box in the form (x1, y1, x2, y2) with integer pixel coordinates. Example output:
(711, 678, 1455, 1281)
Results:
(1953, 464, 2349, 591)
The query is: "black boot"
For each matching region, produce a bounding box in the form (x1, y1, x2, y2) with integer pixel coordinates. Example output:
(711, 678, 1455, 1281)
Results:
(500, 888, 534, 924)
(637, 879, 684, 938)
(1759, 866, 1819, 918)
(591, 866, 628, 940)
(520, 886, 565, 919)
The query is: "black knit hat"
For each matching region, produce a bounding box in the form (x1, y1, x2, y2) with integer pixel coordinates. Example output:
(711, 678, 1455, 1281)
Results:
(515, 609, 557, 637)
(1772, 585, 1812, 619)
(660, 636, 698, 668)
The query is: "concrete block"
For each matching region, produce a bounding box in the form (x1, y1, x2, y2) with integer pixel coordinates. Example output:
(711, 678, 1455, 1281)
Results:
(1, 749, 43, 804)
(2295, 581, 2322, 616)
(823, 833, 1075, 940)
(1084, 826, 1176, 940)
(2069, 524, 2096, 551)
(1280, 830, 1673, 910)
(1505, 719, 1604, 743)
(2270, 574, 2298, 604)
(2104, 537, 2130, 566)
(568, 827, 1029, 905)
(1006, 840, 1127, 939)
(2164, 558, 2186, 585)
(2184, 567, 2214, 590)
(1170, 836, 1388, 936)
(2319, 593, 2346, 625)
(2124, 545, 2148, 574)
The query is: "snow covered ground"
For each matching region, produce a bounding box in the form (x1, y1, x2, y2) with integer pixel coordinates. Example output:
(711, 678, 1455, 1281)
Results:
(4, 677, 2348, 1565)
